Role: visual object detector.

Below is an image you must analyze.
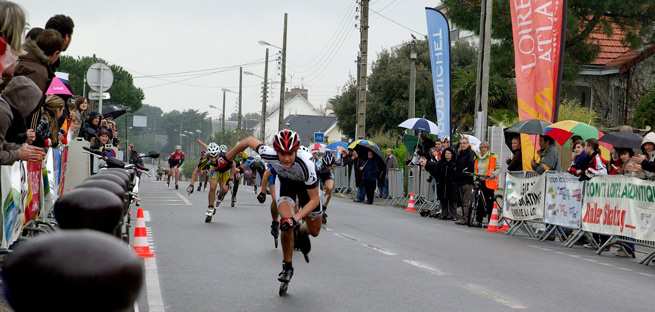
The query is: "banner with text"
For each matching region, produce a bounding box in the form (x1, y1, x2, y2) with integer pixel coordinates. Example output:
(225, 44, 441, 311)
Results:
(581, 175, 655, 241)
(425, 8, 451, 139)
(504, 173, 545, 220)
(509, 0, 566, 170)
(0, 162, 27, 248)
(544, 172, 583, 229)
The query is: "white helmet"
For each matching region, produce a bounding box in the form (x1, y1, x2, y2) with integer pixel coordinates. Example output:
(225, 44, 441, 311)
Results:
(219, 144, 228, 153)
(298, 145, 310, 153)
(207, 143, 221, 157)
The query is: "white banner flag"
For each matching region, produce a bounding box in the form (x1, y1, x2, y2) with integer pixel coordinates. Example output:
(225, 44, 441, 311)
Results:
(581, 175, 655, 241)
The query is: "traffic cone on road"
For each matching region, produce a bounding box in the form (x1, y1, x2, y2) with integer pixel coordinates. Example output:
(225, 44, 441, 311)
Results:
(404, 192, 416, 213)
(133, 207, 154, 258)
(486, 202, 500, 233)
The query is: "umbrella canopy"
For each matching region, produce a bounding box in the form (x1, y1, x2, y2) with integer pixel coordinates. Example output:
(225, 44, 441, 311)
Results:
(398, 118, 439, 135)
(46, 77, 73, 96)
(326, 141, 348, 151)
(506, 119, 552, 135)
(544, 120, 599, 145)
(462, 134, 481, 154)
(349, 139, 384, 161)
(600, 132, 643, 150)
(102, 104, 127, 120)
(309, 143, 326, 153)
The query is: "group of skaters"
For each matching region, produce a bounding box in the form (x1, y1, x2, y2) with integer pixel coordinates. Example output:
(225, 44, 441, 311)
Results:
(163, 130, 337, 292)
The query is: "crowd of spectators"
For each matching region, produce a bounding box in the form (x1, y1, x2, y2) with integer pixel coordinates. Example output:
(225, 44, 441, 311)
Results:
(0, 2, 119, 166)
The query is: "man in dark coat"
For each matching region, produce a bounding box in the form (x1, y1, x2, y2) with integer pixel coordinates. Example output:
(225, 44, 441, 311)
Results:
(455, 136, 476, 225)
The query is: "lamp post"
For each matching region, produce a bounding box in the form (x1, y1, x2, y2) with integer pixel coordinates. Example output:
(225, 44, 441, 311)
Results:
(259, 13, 288, 132)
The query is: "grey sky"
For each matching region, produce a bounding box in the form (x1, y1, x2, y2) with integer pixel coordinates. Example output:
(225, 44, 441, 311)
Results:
(20, 0, 440, 119)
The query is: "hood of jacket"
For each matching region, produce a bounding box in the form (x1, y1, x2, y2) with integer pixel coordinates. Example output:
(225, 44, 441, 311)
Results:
(20, 40, 50, 66)
(642, 132, 655, 148)
(1, 76, 42, 118)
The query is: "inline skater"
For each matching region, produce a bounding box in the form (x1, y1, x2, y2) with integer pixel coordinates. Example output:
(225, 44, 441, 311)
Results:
(220, 129, 321, 295)
(196, 150, 209, 192)
(168, 145, 185, 190)
(314, 150, 336, 224)
(230, 150, 248, 207)
(259, 163, 280, 247)
(187, 142, 235, 223)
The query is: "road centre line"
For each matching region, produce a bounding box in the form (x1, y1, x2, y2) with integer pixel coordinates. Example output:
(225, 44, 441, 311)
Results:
(461, 283, 527, 310)
(402, 259, 447, 276)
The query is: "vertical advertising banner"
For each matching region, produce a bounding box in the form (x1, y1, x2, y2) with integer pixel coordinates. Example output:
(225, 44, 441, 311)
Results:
(24, 161, 42, 222)
(1, 163, 27, 248)
(581, 176, 655, 241)
(425, 8, 451, 139)
(509, 0, 566, 169)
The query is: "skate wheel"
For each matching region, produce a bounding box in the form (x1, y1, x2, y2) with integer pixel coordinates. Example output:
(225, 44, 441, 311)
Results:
(205, 215, 212, 223)
(274, 238, 278, 249)
(279, 282, 288, 296)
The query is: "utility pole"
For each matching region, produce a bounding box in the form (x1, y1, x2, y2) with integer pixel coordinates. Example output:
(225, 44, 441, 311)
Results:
(474, 0, 493, 141)
(409, 40, 417, 119)
(261, 48, 269, 141)
(278, 13, 288, 131)
(238, 67, 243, 130)
(356, 0, 369, 139)
(221, 89, 227, 134)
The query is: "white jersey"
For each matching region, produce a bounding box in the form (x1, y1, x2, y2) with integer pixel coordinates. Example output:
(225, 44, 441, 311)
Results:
(257, 144, 318, 187)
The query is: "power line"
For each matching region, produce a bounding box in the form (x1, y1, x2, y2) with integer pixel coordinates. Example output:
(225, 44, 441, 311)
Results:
(369, 7, 426, 37)
(133, 59, 267, 79)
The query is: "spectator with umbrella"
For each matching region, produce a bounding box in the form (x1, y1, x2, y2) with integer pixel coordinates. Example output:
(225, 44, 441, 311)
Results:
(532, 135, 560, 174)
(361, 150, 381, 204)
(349, 139, 386, 204)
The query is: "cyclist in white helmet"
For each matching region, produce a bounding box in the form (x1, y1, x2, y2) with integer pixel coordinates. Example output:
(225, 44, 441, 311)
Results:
(217, 129, 321, 295)
(187, 140, 236, 223)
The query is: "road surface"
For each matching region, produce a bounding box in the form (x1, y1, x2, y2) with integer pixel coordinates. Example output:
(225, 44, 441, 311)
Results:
(136, 178, 655, 312)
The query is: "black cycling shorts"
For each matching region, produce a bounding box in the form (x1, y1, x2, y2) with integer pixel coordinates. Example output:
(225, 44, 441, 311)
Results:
(318, 171, 333, 184)
(276, 176, 322, 216)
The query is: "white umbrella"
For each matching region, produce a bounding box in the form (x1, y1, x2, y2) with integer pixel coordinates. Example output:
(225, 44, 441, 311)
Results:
(398, 118, 440, 135)
(463, 134, 481, 154)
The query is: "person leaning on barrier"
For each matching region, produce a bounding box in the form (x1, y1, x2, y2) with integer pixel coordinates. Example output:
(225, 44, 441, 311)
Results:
(531, 135, 560, 174)
(578, 138, 607, 181)
(0, 76, 46, 164)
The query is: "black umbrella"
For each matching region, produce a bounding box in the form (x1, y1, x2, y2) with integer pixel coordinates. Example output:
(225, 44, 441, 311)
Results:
(600, 132, 643, 149)
(102, 104, 127, 120)
(506, 119, 552, 135)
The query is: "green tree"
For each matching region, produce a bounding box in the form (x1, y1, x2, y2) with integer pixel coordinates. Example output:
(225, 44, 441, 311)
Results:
(557, 98, 599, 125)
(632, 88, 655, 128)
(441, 0, 655, 81)
(58, 55, 144, 112)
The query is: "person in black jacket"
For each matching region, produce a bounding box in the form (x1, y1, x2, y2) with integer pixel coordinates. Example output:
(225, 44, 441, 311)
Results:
(421, 148, 458, 220)
(506, 136, 523, 171)
(455, 137, 476, 225)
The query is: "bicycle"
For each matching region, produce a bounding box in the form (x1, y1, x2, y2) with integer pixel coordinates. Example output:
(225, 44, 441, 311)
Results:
(464, 172, 493, 228)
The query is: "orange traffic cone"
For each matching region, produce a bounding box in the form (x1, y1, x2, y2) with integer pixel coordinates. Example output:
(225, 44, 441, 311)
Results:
(404, 192, 417, 213)
(133, 207, 154, 258)
(486, 202, 500, 233)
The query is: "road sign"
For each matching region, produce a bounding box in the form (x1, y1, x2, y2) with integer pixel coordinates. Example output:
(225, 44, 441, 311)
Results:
(86, 63, 114, 92)
(133, 115, 148, 128)
(314, 132, 325, 143)
(88, 91, 110, 100)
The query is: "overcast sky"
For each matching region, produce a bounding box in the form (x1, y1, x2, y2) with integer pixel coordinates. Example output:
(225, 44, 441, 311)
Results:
(21, 0, 441, 119)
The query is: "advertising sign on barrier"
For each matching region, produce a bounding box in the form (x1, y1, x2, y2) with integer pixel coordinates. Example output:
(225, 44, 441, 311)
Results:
(0, 162, 26, 248)
(581, 175, 655, 241)
(544, 173, 584, 229)
(504, 173, 545, 220)
(24, 161, 42, 222)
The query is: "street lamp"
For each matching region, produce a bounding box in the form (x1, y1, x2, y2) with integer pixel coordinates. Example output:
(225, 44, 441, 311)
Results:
(257, 40, 282, 50)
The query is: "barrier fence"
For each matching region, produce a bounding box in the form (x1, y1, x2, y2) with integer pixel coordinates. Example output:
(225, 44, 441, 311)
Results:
(0, 138, 90, 250)
(332, 163, 655, 266)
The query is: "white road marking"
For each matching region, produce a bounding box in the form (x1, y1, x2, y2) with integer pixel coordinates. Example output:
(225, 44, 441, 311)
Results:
(462, 283, 527, 310)
(402, 259, 447, 276)
(332, 232, 397, 256)
(142, 211, 166, 312)
(638, 272, 655, 278)
(174, 191, 192, 206)
(616, 267, 633, 272)
(144, 211, 151, 222)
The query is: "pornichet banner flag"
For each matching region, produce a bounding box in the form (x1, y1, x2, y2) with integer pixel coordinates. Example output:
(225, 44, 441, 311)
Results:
(425, 8, 451, 139)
